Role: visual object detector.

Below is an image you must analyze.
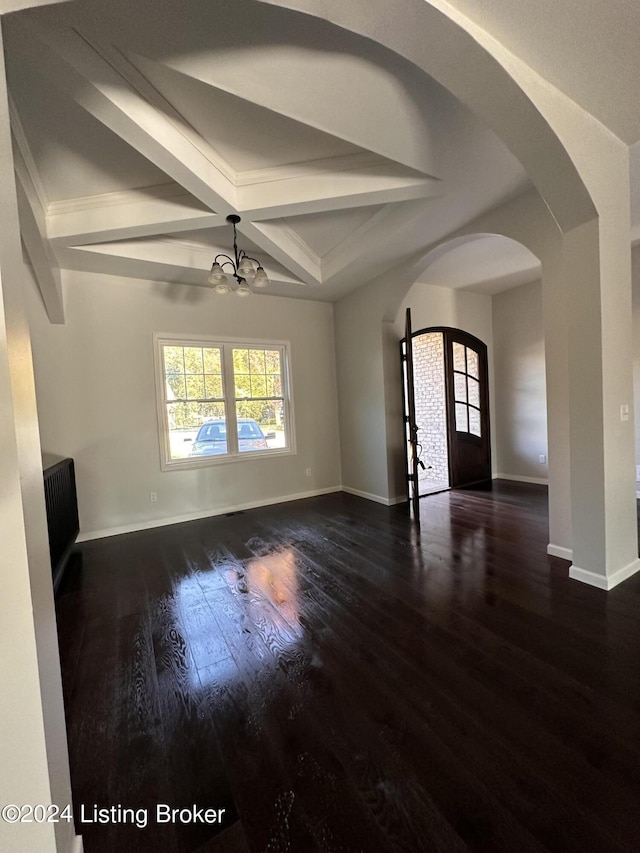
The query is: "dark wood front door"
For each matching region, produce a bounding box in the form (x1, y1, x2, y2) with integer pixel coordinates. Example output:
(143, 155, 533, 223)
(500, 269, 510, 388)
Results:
(403, 308, 421, 522)
(444, 329, 491, 488)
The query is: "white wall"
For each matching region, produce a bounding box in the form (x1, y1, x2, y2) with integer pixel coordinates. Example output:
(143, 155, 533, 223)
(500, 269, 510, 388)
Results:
(0, 23, 75, 847)
(26, 267, 342, 537)
(333, 273, 495, 505)
(394, 281, 494, 349)
(333, 278, 393, 503)
(492, 279, 548, 481)
(632, 244, 640, 477)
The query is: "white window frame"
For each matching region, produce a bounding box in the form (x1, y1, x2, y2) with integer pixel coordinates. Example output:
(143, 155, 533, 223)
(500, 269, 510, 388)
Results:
(153, 333, 296, 471)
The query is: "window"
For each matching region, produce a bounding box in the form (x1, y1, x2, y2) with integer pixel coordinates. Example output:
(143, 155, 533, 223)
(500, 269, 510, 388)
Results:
(154, 334, 294, 469)
(452, 341, 482, 437)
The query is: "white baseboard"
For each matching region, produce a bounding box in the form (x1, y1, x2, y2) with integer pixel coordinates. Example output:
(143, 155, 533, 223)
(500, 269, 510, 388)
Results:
(77, 486, 342, 541)
(493, 473, 548, 486)
(388, 495, 407, 506)
(342, 486, 404, 506)
(547, 544, 573, 561)
(569, 557, 640, 590)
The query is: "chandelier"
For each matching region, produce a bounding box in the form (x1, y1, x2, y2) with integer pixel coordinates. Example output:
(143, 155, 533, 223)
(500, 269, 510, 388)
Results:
(208, 214, 270, 296)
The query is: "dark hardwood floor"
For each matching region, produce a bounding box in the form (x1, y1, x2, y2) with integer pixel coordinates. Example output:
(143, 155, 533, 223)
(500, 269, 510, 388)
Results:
(55, 481, 640, 852)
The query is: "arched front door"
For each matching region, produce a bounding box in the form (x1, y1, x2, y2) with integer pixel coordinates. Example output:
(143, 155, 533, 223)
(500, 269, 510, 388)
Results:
(402, 319, 491, 497)
(444, 328, 491, 488)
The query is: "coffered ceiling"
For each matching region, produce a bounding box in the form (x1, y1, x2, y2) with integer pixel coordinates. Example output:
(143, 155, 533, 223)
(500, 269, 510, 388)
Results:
(6, 0, 534, 320)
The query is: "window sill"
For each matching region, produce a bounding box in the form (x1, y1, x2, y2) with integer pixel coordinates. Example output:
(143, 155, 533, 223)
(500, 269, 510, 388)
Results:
(160, 447, 295, 472)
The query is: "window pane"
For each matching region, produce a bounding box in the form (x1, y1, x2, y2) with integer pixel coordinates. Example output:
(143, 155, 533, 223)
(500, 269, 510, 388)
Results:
(251, 375, 267, 397)
(453, 342, 466, 372)
(185, 375, 205, 399)
(203, 347, 221, 374)
(205, 375, 223, 399)
(167, 402, 226, 459)
(249, 349, 266, 374)
(236, 400, 286, 452)
(234, 374, 251, 398)
(454, 372, 467, 402)
(233, 349, 249, 373)
(469, 407, 481, 437)
(167, 401, 225, 429)
(189, 413, 229, 459)
(166, 374, 186, 399)
(468, 377, 480, 407)
(183, 347, 204, 374)
(163, 346, 184, 374)
(266, 375, 282, 397)
(265, 350, 282, 374)
(455, 402, 468, 432)
(467, 348, 479, 379)
(198, 402, 226, 421)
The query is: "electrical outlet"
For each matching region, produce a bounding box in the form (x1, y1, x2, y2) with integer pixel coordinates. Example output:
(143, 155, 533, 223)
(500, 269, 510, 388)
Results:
(305, 468, 312, 477)
(150, 492, 158, 502)
(539, 454, 546, 464)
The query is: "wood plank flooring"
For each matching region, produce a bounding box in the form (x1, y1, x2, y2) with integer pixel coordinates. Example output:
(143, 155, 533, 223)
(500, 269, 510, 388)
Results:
(55, 482, 640, 852)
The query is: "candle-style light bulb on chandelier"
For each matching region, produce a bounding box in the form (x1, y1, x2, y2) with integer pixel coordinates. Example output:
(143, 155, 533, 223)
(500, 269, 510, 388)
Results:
(208, 214, 270, 296)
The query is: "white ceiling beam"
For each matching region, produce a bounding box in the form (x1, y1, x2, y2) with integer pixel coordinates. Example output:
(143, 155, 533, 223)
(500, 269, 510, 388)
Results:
(47, 187, 221, 247)
(56, 242, 308, 291)
(12, 139, 64, 323)
(239, 162, 442, 221)
(0, 0, 66, 11)
(57, 244, 213, 288)
(236, 220, 322, 286)
(75, 33, 240, 190)
(12, 20, 237, 215)
(8, 96, 48, 212)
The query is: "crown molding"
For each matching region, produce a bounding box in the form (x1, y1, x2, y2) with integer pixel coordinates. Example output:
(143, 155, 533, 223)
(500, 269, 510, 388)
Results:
(235, 151, 389, 188)
(75, 234, 216, 255)
(272, 222, 321, 269)
(155, 234, 225, 254)
(46, 182, 197, 216)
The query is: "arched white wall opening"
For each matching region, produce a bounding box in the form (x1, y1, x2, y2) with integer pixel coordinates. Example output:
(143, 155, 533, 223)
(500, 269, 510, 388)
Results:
(266, 0, 640, 589)
(258, 0, 595, 233)
(388, 227, 544, 495)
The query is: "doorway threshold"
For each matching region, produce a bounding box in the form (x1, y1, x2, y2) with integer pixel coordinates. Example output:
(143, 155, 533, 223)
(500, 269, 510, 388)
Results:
(419, 481, 450, 496)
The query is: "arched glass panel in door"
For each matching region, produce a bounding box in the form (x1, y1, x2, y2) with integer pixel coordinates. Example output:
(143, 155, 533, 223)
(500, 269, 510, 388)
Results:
(452, 342, 482, 438)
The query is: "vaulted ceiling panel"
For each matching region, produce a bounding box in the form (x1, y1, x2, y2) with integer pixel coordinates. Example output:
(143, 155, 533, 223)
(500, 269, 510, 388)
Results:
(7, 47, 172, 203)
(6, 0, 536, 304)
(32, 0, 443, 176)
(276, 206, 386, 258)
(127, 53, 367, 173)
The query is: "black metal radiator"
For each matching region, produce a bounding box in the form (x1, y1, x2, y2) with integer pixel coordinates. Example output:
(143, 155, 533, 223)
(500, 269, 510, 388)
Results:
(42, 455, 79, 592)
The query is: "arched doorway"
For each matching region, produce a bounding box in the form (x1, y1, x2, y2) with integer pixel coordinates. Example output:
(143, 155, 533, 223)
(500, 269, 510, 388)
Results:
(402, 322, 491, 500)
